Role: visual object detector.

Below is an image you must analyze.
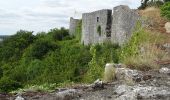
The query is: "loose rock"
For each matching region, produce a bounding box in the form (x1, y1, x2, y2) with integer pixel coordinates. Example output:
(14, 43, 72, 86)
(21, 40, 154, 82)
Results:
(115, 68, 143, 83)
(163, 43, 170, 49)
(104, 63, 115, 82)
(91, 79, 104, 90)
(15, 96, 24, 100)
(115, 84, 170, 100)
(165, 22, 170, 33)
(56, 89, 81, 100)
(159, 67, 170, 74)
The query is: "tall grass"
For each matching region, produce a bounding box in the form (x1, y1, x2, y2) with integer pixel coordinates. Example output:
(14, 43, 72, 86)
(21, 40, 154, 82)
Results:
(120, 22, 170, 71)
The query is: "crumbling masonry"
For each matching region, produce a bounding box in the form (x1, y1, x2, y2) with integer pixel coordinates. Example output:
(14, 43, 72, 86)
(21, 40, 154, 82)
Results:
(69, 17, 81, 36)
(69, 5, 140, 45)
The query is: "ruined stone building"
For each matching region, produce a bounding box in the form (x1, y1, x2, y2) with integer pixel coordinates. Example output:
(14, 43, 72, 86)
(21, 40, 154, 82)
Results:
(81, 9, 112, 45)
(69, 17, 81, 36)
(69, 5, 140, 45)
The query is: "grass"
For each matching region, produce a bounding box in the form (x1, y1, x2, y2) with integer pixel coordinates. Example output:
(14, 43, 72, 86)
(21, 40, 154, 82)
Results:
(121, 28, 170, 71)
(10, 83, 57, 94)
(119, 6, 170, 71)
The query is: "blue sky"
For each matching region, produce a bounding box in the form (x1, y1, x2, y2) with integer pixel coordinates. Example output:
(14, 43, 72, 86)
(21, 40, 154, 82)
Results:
(0, 0, 140, 35)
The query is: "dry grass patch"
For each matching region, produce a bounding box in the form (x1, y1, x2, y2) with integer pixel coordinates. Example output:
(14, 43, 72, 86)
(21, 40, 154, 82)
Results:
(139, 7, 168, 33)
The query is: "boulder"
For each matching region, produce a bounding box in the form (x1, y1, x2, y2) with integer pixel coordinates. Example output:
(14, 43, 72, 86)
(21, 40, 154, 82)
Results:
(15, 96, 24, 100)
(56, 89, 81, 100)
(115, 68, 143, 84)
(165, 22, 170, 33)
(115, 84, 170, 100)
(163, 43, 170, 49)
(104, 63, 115, 82)
(91, 79, 104, 90)
(159, 67, 170, 74)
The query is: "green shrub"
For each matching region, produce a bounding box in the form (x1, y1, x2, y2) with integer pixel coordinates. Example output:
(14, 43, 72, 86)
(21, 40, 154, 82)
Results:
(29, 39, 58, 59)
(83, 44, 120, 83)
(75, 20, 82, 41)
(0, 77, 22, 92)
(83, 46, 103, 83)
(0, 30, 35, 62)
(120, 21, 148, 61)
(139, 0, 164, 9)
(164, 0, 170, 2)
(0, 27, 121, 92)
(161, 2, 170, 20)
(48, 27, 69, 41)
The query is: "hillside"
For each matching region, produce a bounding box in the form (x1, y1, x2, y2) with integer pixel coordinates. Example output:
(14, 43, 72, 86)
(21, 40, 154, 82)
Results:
(0, 2, 170, 100)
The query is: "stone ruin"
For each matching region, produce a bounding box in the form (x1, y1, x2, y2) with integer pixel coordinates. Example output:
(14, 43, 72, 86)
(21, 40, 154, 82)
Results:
(81, 9, 112, 45)
(69, 17, 81, 36)
(111, 5, 140, 45)
(69, 5, 140, 45)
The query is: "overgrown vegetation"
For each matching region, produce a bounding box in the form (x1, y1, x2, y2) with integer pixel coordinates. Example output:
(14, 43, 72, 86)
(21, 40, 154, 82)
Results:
(161, 2, 170, 20)
(120, 21, 170, 71)
(139, 0, 165, 9)
(75, 20, 82, 41)
(1, 23, 168, 92)
(0, 27, 119, 92)
(1, 4, 170, 92)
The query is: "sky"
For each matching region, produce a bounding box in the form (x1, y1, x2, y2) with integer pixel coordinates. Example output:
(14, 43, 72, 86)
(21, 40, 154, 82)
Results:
(0, 0, 141, 35)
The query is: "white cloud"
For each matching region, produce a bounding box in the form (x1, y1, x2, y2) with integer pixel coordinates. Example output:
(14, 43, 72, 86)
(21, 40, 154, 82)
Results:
(0, 0, 140, 35)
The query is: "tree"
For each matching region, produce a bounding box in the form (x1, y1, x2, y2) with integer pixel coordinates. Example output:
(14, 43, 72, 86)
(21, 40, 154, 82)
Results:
(139, 0, 164, 9)
(164, 0, 170, 2)
(161, 2, 170, 20)
(0, 30, 35, 61)
(48, 27, 69, 41)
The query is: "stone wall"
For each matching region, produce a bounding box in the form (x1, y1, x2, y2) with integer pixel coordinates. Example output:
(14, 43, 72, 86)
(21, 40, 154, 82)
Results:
(81, 9, 112, 45)
(69, 17, 80, 36)
(70, 5, 141, 45)
(111, 5, 140, 45)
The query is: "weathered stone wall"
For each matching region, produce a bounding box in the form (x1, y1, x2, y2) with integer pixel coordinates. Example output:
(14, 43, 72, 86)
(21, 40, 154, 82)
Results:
(81, 9, 112, 45)
(79, 5, 140, 45)
(111, 5, 140, 45)
(69, 17, 80, 36)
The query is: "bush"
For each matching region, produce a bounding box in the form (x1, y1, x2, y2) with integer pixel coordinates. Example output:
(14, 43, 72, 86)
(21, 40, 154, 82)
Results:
(83, 46, 103, 83)
(83, 44, 120, 83)
(0, 30, 35, 62)
(161, 2, 170, 20)
(139, 0, 164, 9)
(0, 77, 22, 92)
(48, 27, 69, 41)
(75, 20, 82, 41)
(29, 39, 58, 59)
(0, 27, 121, 92)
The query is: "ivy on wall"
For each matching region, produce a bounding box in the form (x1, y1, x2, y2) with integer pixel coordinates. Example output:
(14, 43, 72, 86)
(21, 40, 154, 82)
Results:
(97, 25, 102, 36)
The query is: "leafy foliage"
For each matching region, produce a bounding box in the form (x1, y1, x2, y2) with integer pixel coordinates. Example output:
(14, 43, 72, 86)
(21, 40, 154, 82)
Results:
(161, 2, 170, 20)
(0, 30, 35, 62)
(75, 20, 82, 41)
(163, 0, 170, 2)
(48, 27, 69, 41)
(139, 0, 164, 9)
(0, 77, 22, 92)
(83, 44, 120, 83)
(0, 27, 121, 92)
(120, 22, 147, 61)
